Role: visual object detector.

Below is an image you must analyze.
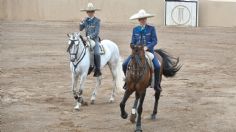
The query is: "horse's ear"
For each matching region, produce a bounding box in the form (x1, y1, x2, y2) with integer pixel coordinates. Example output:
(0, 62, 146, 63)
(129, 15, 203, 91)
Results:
(67, 33, 71, 38)
(130, 44, 134, 49)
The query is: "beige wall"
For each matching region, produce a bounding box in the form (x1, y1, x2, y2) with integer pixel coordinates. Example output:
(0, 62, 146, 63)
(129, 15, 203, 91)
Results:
(0, 0, 164, 24)
(0, 0, 236, 27)
(199, 0, 236, 27)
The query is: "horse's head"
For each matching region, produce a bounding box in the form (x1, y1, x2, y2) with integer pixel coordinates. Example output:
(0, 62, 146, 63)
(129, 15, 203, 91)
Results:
(129, 44, 146, 75)
(127, 44, 150, 86)
(67, 32, 85, 62)
(130, 44, 145, 57)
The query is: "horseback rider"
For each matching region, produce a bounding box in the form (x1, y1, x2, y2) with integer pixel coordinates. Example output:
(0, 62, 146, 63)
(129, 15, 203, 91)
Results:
(80, 3, 102, 77)
(123, 9, 161, 91)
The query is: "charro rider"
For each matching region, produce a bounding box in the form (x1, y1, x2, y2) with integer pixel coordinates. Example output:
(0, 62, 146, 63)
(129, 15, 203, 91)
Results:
(123, 9, 161, 91)
(80, 3, 102, 77)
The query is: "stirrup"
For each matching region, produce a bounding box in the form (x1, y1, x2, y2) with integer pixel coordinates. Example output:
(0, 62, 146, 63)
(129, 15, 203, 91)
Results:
(88, 66, 94, 75)
(154, 84, 162, 91)
(123, 83, 127, 90)
(93, 69, 102, 77)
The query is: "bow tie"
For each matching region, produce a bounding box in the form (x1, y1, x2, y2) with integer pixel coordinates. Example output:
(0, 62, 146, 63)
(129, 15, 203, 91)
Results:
(140, 25, 146, 31)
(88, 17, 94, 21)
(141, 26, 145, 30)
(87, 18, 93, 24)
(140, 27, 145, 34)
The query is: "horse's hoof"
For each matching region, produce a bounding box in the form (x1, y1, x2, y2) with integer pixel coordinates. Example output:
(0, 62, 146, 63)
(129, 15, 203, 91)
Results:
(74, 106, 80, 111)
(130, 113, 136, 123)
(150, 114, 157, 120)
(91, 100, 95, 105)
(135, 126, 142, 132)
(109, 99, 114, 103)
(135, 129, 142, 132)
(74, 108, 80, 111)
(82, 101, 88, 106)
(74, 102, 81, 111)
(121, 112, 128, 119)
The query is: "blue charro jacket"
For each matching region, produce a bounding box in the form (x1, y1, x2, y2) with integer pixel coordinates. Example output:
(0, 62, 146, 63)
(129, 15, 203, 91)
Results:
(131, 24, 158, 53)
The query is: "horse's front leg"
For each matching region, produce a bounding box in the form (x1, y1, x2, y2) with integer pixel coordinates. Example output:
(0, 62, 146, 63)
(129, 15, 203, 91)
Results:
(78, 73, 88, 104)
(120, 89, 133, 119)
(90, 76, 101, 104)
(130, 92, 139, 123)
(135, 90, 146, 132)
(151, 90, 161, 120)
(72, 73, 80, 110)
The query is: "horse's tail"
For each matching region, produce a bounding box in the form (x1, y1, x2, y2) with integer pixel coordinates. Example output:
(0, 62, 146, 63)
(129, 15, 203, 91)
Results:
(106, 40, 125, 93)
(155, 49, 182, 77)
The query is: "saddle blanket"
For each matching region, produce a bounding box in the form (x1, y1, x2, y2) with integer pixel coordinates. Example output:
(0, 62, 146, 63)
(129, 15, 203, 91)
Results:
(145, 51, 161, 88)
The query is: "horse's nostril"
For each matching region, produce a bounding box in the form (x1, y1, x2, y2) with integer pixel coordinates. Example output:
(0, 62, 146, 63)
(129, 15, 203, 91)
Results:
(71, 57, 75, 62)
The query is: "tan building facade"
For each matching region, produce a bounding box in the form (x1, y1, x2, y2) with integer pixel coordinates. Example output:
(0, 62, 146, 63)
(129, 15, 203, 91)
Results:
(0, 0, 236, 27)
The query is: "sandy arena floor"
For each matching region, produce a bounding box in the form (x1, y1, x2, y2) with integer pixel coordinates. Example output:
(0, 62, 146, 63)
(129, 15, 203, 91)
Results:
(0, 21, 236, 132)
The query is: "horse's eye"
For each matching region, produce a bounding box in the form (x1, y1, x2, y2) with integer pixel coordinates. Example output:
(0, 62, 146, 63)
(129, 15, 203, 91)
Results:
(68, 40, 72, 45)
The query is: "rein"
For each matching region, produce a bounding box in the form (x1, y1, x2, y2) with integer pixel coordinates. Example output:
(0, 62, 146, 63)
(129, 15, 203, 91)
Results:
(72, 45, 86, 72)
(129, 54, 148, 83)
(134, 54, 142, 66)
(68, 39, 87, 72)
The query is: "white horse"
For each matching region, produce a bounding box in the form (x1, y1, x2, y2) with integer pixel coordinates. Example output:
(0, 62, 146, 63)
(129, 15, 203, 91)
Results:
(66, 32, 123, 110)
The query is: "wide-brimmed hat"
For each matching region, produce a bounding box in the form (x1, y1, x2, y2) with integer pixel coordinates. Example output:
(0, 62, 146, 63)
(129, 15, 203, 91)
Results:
(80, 3, 100, 12)
(130, 9, 154, 20)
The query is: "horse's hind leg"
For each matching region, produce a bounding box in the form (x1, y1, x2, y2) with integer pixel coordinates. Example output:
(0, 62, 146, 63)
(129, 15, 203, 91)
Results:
(135, 90, 146, 132)
(90, 76, 101, 104)
(108, 63, 118, 103)
(130, 92, 139, 123)
(120, 90, 133, 119)
(151, 90, 161, 120)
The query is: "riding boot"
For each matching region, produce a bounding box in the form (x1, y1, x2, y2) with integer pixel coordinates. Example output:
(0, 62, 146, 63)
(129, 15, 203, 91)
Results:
(87, 65, 94, 75)
(94, 54, 102, 77)
(154, 69, 162, 91)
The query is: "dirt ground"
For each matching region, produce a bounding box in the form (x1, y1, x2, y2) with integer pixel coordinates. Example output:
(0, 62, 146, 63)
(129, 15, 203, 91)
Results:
(0, 21, 236, 132)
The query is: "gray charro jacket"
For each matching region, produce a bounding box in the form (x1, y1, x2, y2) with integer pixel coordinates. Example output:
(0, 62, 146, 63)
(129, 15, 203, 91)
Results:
(80, 17, 100, 41)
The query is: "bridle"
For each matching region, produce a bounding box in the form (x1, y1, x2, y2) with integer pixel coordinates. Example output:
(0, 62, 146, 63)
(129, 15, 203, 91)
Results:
(128, 45, 149, 83)
(67, 36, 87, 72)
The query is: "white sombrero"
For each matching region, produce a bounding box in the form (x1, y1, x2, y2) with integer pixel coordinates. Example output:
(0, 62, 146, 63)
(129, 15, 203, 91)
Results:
(80, 3, 100, 11)
(129, 9, 154, 20)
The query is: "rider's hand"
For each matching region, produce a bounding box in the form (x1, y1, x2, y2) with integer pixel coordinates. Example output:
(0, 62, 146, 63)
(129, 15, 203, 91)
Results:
(80, 18, 85, 24)
(144, 46, 148, 51)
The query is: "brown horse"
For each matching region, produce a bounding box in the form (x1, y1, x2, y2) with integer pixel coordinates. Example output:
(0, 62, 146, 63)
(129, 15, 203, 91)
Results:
(120, 44, 181, 132)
